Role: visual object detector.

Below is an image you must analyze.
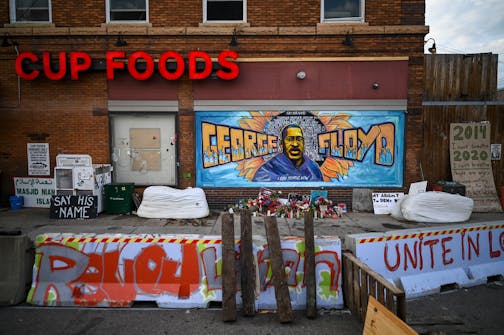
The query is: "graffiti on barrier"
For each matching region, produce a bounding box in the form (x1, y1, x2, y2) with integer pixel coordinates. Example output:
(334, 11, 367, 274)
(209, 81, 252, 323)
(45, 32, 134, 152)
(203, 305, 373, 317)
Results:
(195, 110, 405, 187)
(27, 234, 343, 309)
(348, 223, 504, 297)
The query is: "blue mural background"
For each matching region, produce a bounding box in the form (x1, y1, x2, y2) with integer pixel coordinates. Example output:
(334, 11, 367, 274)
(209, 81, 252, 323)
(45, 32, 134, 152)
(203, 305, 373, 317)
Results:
(195, 110, 404, 187)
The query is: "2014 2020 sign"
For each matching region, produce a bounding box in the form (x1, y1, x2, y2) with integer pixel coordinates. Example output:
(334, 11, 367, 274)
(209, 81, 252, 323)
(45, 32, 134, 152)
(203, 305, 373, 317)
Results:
(451, 124, 489, 162)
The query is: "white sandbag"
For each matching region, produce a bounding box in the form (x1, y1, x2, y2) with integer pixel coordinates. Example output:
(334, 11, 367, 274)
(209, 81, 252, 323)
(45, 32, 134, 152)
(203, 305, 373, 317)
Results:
(390, 195, 407, 221)
(400, 191, 473, 223)
(136, 186, 210, 219)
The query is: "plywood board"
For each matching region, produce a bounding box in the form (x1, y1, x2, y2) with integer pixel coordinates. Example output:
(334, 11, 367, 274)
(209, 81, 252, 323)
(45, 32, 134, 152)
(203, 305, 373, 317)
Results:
(363, 296, 417, 335)
(131, 150, 161, 171)
(130, 128, 161, 149)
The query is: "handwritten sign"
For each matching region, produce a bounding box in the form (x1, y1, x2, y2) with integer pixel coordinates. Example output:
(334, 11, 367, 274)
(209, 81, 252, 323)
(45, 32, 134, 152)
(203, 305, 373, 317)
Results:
(450, 123, 502, 212)
(14, 177, 55, 208)
(27, 143, 50, 176)
(372, 192, 404, 214)
(50, 195, 98, 219)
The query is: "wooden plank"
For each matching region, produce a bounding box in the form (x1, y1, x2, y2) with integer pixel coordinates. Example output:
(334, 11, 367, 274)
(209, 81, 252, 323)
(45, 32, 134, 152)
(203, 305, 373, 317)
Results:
(221, 213, 236, 322)
(385, 290, 395, 312)
(264, 216, 294, 323)
(396, 292, 407, 322)
(363, 296, 418, 335)
(376, 283, 385, 307)
(343, 253, 354, 314)
(369, 276, 377, 299)
(303, 211, 317, 319)
(239, 209, 256, 316)
(360, 272, 369, 321)
(352, 264, 362, 321)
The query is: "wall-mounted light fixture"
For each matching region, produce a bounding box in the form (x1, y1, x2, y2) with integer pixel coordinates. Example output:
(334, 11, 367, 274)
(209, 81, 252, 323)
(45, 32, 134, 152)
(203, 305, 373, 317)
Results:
(296, 71, 306, 80)
(229, 28, 239, 47)
(424, 37, 436, 54)
(116, 34, 128, 47)
(2, 33, 18, 47)
(342, 32, 353, 47)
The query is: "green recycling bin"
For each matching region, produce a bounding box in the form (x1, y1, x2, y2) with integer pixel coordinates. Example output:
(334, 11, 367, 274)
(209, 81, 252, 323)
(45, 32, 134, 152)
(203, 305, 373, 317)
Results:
(104, 183, 135, 214)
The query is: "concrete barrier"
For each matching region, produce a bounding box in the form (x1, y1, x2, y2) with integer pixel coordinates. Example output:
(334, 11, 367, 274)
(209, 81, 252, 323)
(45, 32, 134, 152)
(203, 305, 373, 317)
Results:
(0, 231, 34, 305)
(346, 222, 504, 298)
(27, 233, 343, 309)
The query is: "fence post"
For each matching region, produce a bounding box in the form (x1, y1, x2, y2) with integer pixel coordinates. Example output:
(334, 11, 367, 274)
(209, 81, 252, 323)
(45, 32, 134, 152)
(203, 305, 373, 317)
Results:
(264, 216, 294, 323)
(221, 213, 236, 322)
(304, 211, 317, 318)
(240, 209, 255, 316)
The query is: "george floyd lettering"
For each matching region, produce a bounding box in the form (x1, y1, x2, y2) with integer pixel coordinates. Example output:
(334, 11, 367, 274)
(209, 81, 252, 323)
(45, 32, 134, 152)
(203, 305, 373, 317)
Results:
(50, 195, 98, 219)
(15, 50, 239, 81)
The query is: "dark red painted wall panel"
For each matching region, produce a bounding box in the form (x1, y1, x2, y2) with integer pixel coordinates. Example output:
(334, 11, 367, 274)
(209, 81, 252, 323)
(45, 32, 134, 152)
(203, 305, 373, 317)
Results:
(108, 60, 408, 101)
(108, 71, 178, 100)
(193, 61, 408, 100)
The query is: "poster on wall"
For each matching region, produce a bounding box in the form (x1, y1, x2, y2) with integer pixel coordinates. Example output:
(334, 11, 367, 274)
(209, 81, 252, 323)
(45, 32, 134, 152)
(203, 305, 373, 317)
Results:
(195, 110, 404, 187)
(27, 143, 50, 176)
(449, 122, 502, 212)
(491, 144, 501, 160)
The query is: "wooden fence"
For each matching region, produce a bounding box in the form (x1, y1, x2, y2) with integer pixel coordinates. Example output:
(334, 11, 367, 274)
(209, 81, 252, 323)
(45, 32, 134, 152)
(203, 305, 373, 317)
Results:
(342, 251, 406, 322)
(423, 53, 503, 190)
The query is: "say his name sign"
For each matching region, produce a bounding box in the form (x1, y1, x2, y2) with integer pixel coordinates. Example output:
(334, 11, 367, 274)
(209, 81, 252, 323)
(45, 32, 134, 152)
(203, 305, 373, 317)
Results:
(50, 195, 97, 219)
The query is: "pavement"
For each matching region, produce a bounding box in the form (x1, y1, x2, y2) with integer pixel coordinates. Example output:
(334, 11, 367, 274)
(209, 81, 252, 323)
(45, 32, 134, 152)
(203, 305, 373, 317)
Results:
(2, 207, 504, 249)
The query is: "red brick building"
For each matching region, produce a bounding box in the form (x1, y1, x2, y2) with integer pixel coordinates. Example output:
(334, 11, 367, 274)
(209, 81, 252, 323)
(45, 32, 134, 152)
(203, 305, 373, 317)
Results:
(0, 1, 428, 209)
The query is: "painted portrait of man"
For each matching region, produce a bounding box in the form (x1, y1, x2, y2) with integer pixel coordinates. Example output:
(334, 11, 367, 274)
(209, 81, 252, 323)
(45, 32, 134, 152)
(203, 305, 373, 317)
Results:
(253, 124, 323, 182)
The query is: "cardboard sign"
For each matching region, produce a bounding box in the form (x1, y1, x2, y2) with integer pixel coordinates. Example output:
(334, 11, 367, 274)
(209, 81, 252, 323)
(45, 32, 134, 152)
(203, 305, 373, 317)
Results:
(50, 195, 97, 219)
(408, 181, 427, 196)
(372, 192, 404, 214)
(450, 123, 501, 212)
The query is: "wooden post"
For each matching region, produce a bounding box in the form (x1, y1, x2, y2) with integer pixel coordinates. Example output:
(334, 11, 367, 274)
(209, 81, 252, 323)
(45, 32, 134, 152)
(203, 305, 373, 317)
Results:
(240, 208, 255, 316)
(221, 213, 236, 322)
(264, 216, 294, 323)
(304, 211, 317, 318)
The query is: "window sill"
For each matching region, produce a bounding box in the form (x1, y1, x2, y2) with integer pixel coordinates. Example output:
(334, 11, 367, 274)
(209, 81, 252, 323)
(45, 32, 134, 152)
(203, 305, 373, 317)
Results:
(317, 21, 367, 27)
(4, 23, 55, 28)
(198, 22, 250, 28)
(101, 23, 152, 34)
(102, 22, 152, 27)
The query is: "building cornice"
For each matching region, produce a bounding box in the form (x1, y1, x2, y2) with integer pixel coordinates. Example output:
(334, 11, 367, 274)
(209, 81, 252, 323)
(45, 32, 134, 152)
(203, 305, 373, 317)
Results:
(1, 24, 429, 37)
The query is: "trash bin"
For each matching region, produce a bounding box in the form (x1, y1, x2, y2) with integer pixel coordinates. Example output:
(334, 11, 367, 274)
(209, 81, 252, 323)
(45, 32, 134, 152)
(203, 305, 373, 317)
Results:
(9, 196, 23, 210)
(104, 183, 135, 214)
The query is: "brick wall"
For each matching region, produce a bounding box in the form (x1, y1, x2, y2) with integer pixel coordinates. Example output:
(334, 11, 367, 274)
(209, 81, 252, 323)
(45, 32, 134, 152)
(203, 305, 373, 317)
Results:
(1, 1, 421, 27)
(0, 1, 427, 208)
(0, 72, 109, 198)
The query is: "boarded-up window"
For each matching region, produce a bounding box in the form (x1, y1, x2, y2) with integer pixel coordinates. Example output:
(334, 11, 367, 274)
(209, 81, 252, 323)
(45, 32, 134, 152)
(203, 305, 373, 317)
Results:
(130, 128, 161, 171)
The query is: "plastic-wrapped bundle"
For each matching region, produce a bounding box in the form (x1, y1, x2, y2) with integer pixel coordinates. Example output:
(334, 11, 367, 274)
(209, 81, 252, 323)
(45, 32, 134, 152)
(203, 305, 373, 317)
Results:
(136, 186, 210, 219)
(391, 191, 473, 223)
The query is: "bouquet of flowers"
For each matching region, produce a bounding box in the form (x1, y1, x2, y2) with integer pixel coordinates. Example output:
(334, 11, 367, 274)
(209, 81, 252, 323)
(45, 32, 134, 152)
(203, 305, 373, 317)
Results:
(315, 196, 331, 206)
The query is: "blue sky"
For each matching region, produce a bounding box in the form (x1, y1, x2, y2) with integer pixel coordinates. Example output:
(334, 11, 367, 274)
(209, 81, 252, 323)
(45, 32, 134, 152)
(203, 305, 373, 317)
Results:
(425, 0, 504, 89)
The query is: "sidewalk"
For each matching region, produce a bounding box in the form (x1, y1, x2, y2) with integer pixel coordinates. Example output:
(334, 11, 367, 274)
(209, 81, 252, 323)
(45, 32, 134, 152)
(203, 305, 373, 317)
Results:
(2, 207, 504, 334)
(1, 207, 503, 248)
